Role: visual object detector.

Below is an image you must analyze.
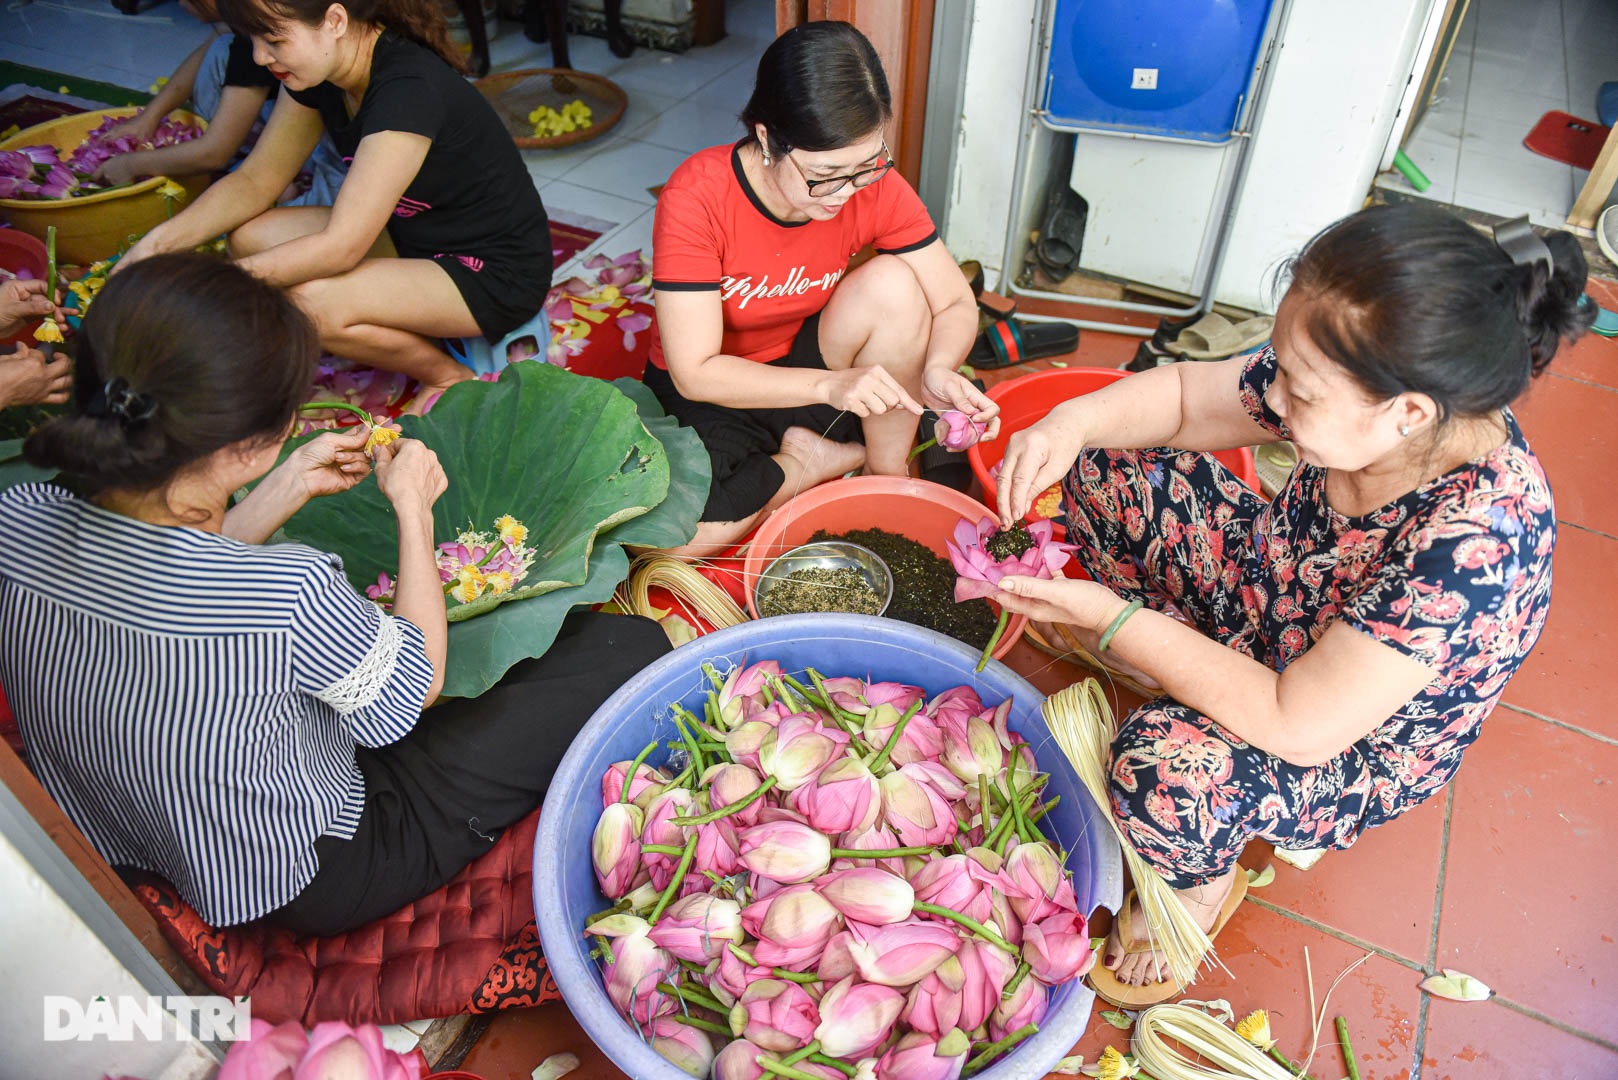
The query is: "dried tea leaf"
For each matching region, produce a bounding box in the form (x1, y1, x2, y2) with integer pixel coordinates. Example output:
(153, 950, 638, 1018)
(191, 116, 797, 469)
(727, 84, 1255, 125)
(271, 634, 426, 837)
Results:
(1100, 1009, 1137, 1029)
(1246, 865, 1276, 888)
(1420, 969, 1493, 1002)
(1051, 1055, 1086, 1075)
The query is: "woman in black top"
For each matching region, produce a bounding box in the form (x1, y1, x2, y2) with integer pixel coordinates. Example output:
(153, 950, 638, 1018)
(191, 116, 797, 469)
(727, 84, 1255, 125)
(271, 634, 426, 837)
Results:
(121, 0, 551, 407)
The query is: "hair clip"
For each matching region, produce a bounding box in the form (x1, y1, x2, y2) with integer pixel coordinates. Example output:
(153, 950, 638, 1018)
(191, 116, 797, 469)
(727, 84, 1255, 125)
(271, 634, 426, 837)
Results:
(1492, 215, 1554, 275)
(85, 377, 158, 426)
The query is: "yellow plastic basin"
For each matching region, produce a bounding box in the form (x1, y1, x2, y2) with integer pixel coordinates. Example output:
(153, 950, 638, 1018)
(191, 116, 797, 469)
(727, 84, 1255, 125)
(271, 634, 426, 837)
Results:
(0, 107, 211, 265)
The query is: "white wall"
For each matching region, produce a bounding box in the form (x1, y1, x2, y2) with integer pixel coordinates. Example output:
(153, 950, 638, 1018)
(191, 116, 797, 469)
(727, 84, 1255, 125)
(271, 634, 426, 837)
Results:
(945, 0, 1439, 311)
(0, 833, 216, 1080)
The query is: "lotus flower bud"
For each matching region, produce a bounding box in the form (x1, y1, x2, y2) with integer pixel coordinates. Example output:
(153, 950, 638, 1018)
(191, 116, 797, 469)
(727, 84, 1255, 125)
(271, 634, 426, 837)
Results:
(814, 975, 905, 1058)
(926, 686, 985, 729)
(712, 944, 772, 1007)
(876, 1029, 970, 1080)
(817, 929, 859, 983)
(902, 954, 965, 1036)
(712, 1038, 769, 1080)
(833, 824, 910, 875)
(728, 978, 820, 1053)
(955, 938, 1018, 1032)
(649, 1015, 715, 1078)
(935, 409, 988, 451)
(792, 757, 881, 834)
(758, 714, 848, 791)
(744, 884, 843, 968)
(643, 789, 699, 890)
(622, 877, 662, 915)
(879, 770, 959, 848)
(646, 894, 744, 962)
(716, 660, 782, 729)
(1004, 841, 1077, 925)
(863, 705, 942, 767)
(902, 761, 969, 802)
(707, 764, 767, 826)
(847, 919, 961, 987)
(827, 678, 926, 717)
(1021, 910, 1093, 985)
(941, 715, 1006, 785)
(737, 821, 831, 883)
(725, 719, 776, 772)
(601, 760, 668, 808)
(990, 975, 1049, 1040)
(694, 820, 743, 878)
(587, 916, 676, 1027)
(591, 802, 644, 899)
(817, 867, 915, 925)
(908, 855, 992, 926)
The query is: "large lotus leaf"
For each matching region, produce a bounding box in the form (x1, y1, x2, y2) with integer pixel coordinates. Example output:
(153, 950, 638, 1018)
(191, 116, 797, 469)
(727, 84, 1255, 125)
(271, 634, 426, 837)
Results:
(604, 377, 711, 549)
(280, 361, 669, 614)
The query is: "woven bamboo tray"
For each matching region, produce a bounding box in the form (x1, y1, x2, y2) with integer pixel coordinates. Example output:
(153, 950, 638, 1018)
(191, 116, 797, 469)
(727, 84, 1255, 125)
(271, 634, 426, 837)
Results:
(474, 68, 628, 150)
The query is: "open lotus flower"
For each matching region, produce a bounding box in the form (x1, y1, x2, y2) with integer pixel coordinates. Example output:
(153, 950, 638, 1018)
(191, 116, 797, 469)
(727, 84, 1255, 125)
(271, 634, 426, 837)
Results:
(990, 975, 1048, 1041)
(649, 1015, 715, 1078)
(647, 893, 743, 962)
(902, 955, 965, 1037)
(758, 713, 848, 791)
(792, 756, 881, 834)
(737, 820, 832, 883)
(848, 919, 961, 987)
(876, 1029, 971, 1080)
(218, 1019, 425, 1080)
(947, 516, 1075, 603)
(815, 976, 905, 1058)
(817, 866, 915, 925)
(728, 978, 821, 1054)
(592, 802, 644, 899)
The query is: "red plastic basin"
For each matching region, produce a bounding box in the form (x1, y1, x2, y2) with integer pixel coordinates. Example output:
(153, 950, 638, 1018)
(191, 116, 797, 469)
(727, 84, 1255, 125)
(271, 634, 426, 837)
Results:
(0, 228, 48, 348)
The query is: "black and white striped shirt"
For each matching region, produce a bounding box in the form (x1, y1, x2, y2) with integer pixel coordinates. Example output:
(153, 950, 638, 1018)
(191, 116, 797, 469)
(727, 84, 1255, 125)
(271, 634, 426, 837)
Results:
(0, 484, 435, 926)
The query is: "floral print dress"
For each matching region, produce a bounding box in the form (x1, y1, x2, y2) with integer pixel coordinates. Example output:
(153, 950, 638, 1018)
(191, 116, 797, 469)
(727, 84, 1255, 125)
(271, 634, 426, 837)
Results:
(1060, 347, 1555, 888)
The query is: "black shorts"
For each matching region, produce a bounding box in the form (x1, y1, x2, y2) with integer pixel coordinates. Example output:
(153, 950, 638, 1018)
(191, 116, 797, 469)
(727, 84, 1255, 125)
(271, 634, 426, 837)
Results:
(433, 246, 554, 343)
(643, 313, 864, 523)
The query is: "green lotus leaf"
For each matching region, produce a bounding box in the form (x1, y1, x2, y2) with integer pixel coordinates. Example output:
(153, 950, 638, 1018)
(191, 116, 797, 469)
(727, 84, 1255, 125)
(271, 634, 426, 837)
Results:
(604, 377, 711, 549)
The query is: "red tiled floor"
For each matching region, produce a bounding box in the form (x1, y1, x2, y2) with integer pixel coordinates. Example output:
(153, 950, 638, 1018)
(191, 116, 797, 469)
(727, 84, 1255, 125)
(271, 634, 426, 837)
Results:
(1436, 706, 1618, 1044)
(457, 1002, 627, 1080)
(1511, 372, 1618, 538)
(1420, 999, 1618, 1080)
(1499, 522, 1618, 740)
(1561, 278, 1618, 390)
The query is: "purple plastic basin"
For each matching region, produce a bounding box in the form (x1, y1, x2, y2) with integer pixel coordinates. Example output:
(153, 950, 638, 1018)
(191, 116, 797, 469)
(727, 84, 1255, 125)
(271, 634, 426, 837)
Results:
(534, 614, 1125, 1079)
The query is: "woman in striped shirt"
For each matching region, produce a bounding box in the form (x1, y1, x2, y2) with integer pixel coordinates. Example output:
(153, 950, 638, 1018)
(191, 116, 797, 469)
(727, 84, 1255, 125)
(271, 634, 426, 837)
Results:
(0, 254, 668, 932)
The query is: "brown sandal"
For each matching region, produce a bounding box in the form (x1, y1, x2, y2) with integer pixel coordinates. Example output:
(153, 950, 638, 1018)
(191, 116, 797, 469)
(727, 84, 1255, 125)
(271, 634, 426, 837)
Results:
(1087, 871, 1249, 1008)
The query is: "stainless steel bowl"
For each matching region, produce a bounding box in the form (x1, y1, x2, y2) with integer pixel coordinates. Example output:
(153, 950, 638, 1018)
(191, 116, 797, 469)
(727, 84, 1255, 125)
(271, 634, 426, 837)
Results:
(754, 541, 894, 619)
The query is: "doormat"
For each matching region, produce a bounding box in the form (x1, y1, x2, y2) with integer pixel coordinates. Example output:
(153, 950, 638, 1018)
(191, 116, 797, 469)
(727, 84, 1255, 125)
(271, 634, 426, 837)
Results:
(1524, 110, 1610, 170)
(0, 61, 150, 135)
(552, 220, 602, 265)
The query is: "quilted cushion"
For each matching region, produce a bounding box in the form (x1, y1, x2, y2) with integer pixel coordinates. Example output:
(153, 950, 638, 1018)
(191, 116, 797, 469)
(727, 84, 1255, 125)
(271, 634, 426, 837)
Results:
(129, 809, 561, 1026)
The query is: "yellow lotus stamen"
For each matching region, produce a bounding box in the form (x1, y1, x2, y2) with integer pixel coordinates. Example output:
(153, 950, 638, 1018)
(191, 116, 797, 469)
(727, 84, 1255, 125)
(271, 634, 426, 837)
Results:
(1095, 1046, 1139, 1080)
(485, 570, 514, 595)
(1235, 1009, 1275, 1051)
(495, 514, 528, 545)
(363, 425, 400, 454)
(450, 564, 487, 604)
(33, 320, 63, 343)
(157, 180, 185, 200)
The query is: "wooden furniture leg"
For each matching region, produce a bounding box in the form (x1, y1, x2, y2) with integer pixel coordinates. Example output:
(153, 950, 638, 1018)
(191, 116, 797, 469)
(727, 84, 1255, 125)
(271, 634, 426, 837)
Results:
(1568, 122, 1618, 230)
(458, 0, 492, 77)
(605, 0, 635, 59)
(523, 0, 574, 70)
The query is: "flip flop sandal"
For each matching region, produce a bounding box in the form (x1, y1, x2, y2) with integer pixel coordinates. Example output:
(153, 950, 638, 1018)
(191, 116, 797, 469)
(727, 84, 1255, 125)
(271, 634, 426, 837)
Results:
(1254, 442, 1298, 498)
(1151, 311, 1205, 353)
(960, 259, 986, 298)
(1023, 622, 1160, 700)
(1164, 313, 1275, 360)
(1127, 339, 1177, 373)
(1035, 185, 1090, 278)
(969, 317, 1080, 369)
(1088, 872, 1250, 1009)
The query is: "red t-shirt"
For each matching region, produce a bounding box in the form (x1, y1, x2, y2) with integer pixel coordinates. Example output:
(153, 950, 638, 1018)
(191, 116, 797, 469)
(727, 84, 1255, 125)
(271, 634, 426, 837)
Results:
(649, 142, 938, 369)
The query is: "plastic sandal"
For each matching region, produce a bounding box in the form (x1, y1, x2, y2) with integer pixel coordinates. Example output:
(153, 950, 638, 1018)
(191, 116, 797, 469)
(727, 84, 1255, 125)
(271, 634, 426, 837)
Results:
(1164, 312, 1274, 360)
(1035, 184, 1090, 278)
(1087, 871, 1250, 1009)
(969, 317, 1079, 369)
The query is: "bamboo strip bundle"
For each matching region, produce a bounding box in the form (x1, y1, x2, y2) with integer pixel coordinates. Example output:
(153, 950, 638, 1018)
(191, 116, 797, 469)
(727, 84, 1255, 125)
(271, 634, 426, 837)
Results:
(1042, 680, 1210, 989)
(613, 553, 748, 633)
(1132, 1004, 1297, 1080)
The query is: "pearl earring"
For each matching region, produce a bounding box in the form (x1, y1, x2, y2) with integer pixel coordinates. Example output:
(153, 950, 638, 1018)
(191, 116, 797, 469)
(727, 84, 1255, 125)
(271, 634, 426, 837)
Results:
(761, 147, 772, 165)
(1399, 424, 1410, 437)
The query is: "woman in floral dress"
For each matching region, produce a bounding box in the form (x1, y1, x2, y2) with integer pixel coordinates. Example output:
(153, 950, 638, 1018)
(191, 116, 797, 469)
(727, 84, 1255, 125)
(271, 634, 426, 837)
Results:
(992, 204, 1590, 1004)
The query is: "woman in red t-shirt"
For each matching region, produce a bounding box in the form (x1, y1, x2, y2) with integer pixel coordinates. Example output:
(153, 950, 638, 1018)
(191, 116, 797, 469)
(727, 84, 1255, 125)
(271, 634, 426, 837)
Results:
(649, 22, 998, 551)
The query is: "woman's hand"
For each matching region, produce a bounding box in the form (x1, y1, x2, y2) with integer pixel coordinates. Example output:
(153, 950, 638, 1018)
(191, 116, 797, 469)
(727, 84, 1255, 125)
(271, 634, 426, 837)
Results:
(114, 223, 178, 273)
(922, 367, 1001, 441)
(996, 412, 1088, 526)
(100, 111, 160, 147)
(95, 153, 147, 188)
(819, 365, 925, 419)
(282, 427, 372, 500)
(372, 438, 447, 516)
(0, 279, 61, 339)
(0, 343, 72, 409)
(993, 574, 1121, 634)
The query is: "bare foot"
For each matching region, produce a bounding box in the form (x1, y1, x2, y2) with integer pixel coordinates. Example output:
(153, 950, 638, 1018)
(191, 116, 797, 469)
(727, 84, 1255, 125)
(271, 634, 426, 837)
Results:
(777, 426, 866, 489)
(1104, 864, 1241, 987)
(1031, 619, 1161, 690)
(401, 371, 474, 416)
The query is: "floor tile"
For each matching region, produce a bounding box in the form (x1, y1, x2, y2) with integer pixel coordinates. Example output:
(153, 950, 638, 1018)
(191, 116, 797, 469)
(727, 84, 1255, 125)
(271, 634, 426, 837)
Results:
(538, 179, 648, 234)
(1563, 282, 1618, 391)
(1454, 146, 1573, 224)
(1466, 49, 1570, 107)
(521, 135, 619, 182)
(558, 139, 688, 204)
(1510, 372, 1618, 537)
(611, 44, 749, 98)
(691, 60, 759, 109)
(1436, 706, 1618, 1042)
(1420, 998, 1618, 1080)
(457, 1002, 627, 1080)
(1249, 787, 1446, 966)
(1499, 523, 1618, 739)
(629, 96, 746, 154)
(377, 1023, 421, 1055)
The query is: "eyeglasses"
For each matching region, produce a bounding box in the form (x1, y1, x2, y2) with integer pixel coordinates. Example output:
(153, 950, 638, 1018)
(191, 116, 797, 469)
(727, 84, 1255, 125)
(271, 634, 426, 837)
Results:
(785, 140, 894, 197)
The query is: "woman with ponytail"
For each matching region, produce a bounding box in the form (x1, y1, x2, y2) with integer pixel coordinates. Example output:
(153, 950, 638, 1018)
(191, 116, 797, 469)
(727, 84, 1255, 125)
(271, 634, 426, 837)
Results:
(119, 0, 552, 408)
(991, 203, 1590, 1007)
(0, 255, 666, 933)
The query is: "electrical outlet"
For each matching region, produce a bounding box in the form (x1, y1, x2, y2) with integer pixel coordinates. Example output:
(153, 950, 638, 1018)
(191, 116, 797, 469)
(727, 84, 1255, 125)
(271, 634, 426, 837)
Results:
(1131, 67, 1158, 90)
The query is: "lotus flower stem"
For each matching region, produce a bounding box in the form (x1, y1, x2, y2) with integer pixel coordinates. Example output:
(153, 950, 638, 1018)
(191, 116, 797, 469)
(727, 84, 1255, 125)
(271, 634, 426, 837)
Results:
(769, 676, 805, 711)
(806, 669, 862, 740)
(672, 1013, 731, 1036)
(782, 673, 823, 707)
(808, 1053, 858, 1078)
(761, 682, 775, 707)
(1267, 1047, 1318, 1079)
(726, 941, 759, 966)
(781, 1040, 820, 1066)
(827, 845, 937, 859)
(673, 776, 778, 826)
(643, 843, 687, 855)
(771, 968, 820, 985)
(983, 801, 1017, 852)
(868, 701, 923, 774)
(44, 227, 57, 321)
(978, 775, 992, 825)
(1026, 795, 1061, 828)
(658, 981, 725, 1013)
(297, 400, 376, 428)
(913, 901, 1017, 954)
(1002, 960, 1032, 999)
(615, 738, 661, 803)
(585, 900, 630, 925)
(757, 1058, 829, 1080)
(907, 435, 938, 462)
(672, 710, 706, 774)
(976, 610, 1010, 672)
(1336, 1017, 1362, 1080)
(648, 835, 698, 924)
(962, 1023, 1039, 1076)
(1004, 763, 1026, 850)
